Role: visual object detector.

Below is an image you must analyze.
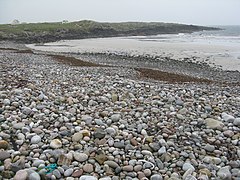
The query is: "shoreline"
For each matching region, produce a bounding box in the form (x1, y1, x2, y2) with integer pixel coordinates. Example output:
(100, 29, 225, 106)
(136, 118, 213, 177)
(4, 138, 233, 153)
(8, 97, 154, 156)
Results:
(24, 36, 240, 84)
(0, 46, 214, 84)
(1, 44, 240, 85)
(26, 36, 240, 72)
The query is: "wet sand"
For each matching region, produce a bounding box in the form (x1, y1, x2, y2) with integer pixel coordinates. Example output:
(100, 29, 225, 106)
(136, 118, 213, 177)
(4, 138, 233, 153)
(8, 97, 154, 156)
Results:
(27, 37, 240, 71)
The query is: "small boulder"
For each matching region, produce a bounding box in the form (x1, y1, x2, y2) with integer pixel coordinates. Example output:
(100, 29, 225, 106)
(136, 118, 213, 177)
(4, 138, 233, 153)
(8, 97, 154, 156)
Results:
(83, 163, 94, 173)
(110, 114, 121, 122)
(0, 140, 9, 150)
(205, 118, 224, 130)
(28, 171, 41, 180)
(81, 115, 93, 125)
(217, 166, 231, 180)
(104, 161, 119, 169)
(150, 174, 163, 180)
(64, 168, 73, 177)
(79, 176, 97, 180)
(95, 153, 107, 165)
(182, 162, 195, 171)
(50, 139, 62, 149)
(72, 132, 83, 142)
(14, 170, 28, 180)
(0, 151, 11, 161)
(73, 152, 88, 162)
(233, 118, 240, 126)
(221, 112, 235, 122)
(31, 135, 41, 144)
(94, 128, 106, 139)
(13, 123, 25, 129)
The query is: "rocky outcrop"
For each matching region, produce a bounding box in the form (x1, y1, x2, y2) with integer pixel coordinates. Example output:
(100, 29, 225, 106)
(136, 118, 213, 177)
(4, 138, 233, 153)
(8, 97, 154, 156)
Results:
(0, 21, 219, 43)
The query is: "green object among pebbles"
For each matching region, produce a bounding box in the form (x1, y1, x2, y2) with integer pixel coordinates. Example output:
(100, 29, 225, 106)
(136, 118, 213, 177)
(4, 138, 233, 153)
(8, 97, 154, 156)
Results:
(38, 163, 57, 174)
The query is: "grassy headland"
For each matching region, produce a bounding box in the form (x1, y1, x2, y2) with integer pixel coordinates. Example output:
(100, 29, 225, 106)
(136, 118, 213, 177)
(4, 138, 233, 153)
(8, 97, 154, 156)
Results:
(0, 20, 218, 43)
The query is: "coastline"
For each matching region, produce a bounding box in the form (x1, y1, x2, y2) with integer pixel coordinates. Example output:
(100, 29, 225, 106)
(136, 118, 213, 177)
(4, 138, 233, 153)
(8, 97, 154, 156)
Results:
(24, 36, 240, 84)
(0, 21, 219, 43)
(26, 37, 240, 72)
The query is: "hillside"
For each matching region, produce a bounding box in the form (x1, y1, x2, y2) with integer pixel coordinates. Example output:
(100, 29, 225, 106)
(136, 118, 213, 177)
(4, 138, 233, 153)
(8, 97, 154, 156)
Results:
(0, 20, 218, 43)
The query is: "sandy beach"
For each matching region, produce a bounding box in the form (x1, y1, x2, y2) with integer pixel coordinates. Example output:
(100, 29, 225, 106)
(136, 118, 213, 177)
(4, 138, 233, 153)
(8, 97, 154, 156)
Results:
(27, 36, 240, 71)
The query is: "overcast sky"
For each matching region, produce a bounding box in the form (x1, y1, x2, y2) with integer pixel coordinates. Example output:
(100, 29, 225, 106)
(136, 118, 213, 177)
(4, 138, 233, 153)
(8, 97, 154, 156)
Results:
(0, 0, 239, 25)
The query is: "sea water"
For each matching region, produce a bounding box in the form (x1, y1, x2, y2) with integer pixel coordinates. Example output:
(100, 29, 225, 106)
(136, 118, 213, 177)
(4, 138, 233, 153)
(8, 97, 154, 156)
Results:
(128, 26, 240, 47)
(123, 26, 240, 64)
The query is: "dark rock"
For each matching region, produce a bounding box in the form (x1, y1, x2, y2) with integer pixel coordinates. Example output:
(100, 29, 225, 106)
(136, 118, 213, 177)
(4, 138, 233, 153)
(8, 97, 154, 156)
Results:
(114, 142, 125, 149)
(2, 171, 14, 179)
(125, 144, 134, 151)
(149, 142, 160, 152)
(94, 128, 106, 139)
(115, 167, 122, 174)
(11, 157, 25, 172)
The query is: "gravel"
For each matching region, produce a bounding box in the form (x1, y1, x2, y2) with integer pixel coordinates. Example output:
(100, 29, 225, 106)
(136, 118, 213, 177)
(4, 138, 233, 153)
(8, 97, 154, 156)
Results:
(0, 42, 239, 179)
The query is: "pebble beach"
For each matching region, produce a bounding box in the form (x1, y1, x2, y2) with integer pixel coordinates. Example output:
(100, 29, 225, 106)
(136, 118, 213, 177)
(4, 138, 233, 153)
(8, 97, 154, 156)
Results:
(0, 41, 240, 180)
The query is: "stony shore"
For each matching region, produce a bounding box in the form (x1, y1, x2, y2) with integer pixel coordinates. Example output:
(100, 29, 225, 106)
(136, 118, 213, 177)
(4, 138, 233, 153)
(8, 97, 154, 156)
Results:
(0, 41, 240, 180)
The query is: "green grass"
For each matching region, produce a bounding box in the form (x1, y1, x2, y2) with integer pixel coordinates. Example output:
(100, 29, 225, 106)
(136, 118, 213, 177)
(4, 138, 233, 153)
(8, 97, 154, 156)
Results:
(0, 20, 218, 43)
(0, 20, 174, 33)
(0, 20, 207, 34)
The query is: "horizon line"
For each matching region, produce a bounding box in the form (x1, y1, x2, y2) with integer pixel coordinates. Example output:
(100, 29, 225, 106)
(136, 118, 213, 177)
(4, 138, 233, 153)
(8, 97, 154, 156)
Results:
(0, 19, 240, 26)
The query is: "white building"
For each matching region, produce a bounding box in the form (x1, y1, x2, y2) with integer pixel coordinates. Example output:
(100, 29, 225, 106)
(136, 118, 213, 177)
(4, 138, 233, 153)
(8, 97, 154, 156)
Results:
(11, 19, 20, 25)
